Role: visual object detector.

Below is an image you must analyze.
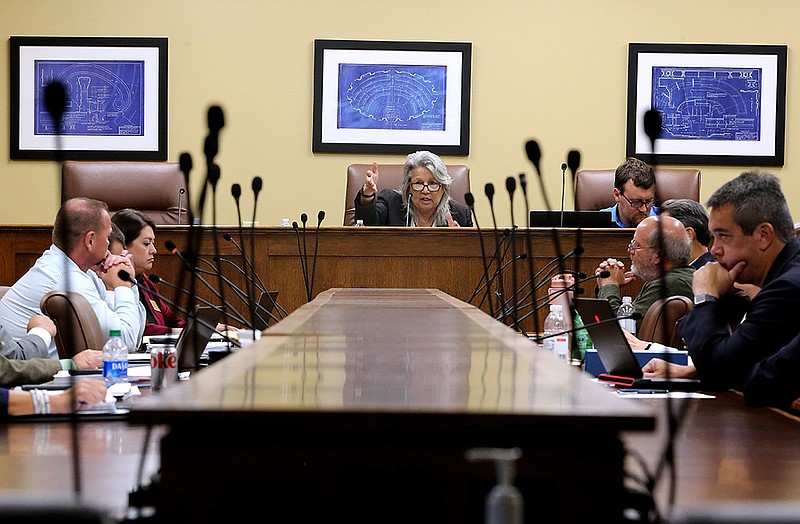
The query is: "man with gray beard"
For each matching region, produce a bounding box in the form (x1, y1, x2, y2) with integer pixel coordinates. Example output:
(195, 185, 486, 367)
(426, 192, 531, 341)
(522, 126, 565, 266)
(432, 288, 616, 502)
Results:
(594, 215, 695, 331)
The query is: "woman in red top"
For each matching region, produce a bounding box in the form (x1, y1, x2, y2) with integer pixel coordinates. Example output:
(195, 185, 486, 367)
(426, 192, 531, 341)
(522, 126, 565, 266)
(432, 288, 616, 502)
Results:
(111, 209, 186, 336)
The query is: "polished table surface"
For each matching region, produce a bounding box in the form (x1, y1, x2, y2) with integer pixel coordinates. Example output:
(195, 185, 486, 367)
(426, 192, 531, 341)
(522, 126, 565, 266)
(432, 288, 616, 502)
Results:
(128, 288, 656, 522)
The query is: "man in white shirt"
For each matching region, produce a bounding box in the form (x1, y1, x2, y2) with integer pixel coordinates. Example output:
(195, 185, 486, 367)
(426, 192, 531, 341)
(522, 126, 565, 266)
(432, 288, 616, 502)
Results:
(0, 198, 145, 359)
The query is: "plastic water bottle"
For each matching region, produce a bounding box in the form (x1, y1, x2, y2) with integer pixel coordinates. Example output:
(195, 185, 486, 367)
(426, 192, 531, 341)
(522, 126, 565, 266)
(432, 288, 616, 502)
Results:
(572, 312, 593, 361)
(543, 304, 569, 360)
(102, 327, 129, 385)
(618, 296, 637, 334)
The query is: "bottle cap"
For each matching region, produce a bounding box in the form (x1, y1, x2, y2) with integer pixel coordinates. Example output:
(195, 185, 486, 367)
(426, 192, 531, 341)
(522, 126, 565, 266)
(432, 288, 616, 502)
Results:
(109, 329, 122, 337)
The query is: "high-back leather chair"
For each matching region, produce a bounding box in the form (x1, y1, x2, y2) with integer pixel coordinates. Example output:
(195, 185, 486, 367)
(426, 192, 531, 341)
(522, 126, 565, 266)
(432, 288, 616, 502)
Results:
(40, 291, 106, 359)
(638, 295, 693, 349)
(574, 168, 701, 211)
(343, 164, 471, 226)
(62, 161, 188, 225)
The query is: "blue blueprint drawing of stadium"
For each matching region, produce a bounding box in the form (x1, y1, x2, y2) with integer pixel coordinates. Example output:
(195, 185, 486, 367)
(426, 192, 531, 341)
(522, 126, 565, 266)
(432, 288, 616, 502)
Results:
(338, 64, 446, 131)
(34, 60, 145, 136)
(652, 66, 761, 141)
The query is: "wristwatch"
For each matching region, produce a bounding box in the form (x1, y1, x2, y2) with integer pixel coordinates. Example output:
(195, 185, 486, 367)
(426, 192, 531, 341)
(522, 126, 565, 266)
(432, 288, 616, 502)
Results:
(693, 293, 718, 306)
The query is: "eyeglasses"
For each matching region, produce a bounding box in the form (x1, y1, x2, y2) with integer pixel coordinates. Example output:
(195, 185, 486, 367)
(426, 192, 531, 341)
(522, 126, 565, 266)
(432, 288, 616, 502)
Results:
(621, 193, 655, 210)
(410, 182, 441, 192)
(628, 240, 655, 253)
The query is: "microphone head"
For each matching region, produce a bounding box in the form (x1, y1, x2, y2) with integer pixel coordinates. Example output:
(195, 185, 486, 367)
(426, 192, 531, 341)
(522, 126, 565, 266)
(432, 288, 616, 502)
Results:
(231, 183, 242, 200)
(573, 246, 585, 256)
(518, 252, 528, 260)
(178, 152, 193, 176)
(502, 228, 511, 237)
(629, 312, 644, 321)
(252, 176, 263, 195)
(207, 163, 221, 186)
(213, 255, 222, 262)
(524, 140, 541, 173)
(644, 109, 663, 145)
(505, 176, 516, 195)
(118, 270, 132, 283)
(292, 221, 299, 230)
(484, 183, 495, 202)
(179, 188, 186, 195)
(203, 134, 219, 161)
(207, 105, 225, 133)
(164, 240, 177, 253)
(44, 81, 67, 122)
(317, 210, 326, 224)
(464, 192, 475, 207)
(301, 213, 308, 226)
(567, 150, 581, 174)
(561, 162, 567, 172)
(223, 233, 233, 242)
(148, 274, 161, 284)
(518, 172, 527, 192)
(598, 270, 611, 278)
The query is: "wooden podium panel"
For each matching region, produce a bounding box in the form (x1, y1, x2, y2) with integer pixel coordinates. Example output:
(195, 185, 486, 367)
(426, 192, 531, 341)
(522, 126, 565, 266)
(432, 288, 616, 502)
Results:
(130, 288, 654, 523)
(0, 226, 639, 330)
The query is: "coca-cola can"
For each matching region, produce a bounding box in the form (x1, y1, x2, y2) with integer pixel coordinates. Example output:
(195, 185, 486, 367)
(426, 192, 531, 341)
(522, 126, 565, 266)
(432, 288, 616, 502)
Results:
(150, 344, 177, 392)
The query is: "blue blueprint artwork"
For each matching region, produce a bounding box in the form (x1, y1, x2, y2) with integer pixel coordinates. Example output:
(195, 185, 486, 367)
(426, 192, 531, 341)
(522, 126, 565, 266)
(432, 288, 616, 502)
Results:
(34, 60, 145, 136)
(652, 66, 761, 141)
(338, 64, 446, 131)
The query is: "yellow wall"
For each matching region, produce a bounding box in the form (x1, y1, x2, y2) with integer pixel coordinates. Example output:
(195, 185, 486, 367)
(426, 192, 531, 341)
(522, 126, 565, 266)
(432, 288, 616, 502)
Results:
(1, 0, 797, 227)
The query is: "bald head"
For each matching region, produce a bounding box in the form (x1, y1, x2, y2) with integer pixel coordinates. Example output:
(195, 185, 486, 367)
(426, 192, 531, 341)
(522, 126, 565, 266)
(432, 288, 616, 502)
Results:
(637, 215, 692, 267)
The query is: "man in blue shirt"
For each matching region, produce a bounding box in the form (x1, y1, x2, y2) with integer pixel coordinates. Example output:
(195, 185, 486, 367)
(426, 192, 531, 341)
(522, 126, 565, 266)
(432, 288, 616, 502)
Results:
(600, 157, 658, 228)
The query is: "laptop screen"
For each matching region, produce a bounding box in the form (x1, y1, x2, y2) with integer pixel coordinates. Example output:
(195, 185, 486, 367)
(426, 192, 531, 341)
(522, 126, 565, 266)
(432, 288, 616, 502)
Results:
(176, 306, 222, 372)
(529, 210, 614, 228)
(572, 298, 643, 378)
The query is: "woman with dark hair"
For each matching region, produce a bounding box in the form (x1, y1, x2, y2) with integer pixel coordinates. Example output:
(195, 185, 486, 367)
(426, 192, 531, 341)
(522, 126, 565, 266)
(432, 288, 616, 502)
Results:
(111, 209, 186, 336)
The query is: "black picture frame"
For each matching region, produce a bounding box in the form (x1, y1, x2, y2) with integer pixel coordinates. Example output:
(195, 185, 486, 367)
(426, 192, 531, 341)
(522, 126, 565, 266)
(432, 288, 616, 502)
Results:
(10, 36, 168, 161)
(313, 39, 471, 156)
(626, 42, 787, 166)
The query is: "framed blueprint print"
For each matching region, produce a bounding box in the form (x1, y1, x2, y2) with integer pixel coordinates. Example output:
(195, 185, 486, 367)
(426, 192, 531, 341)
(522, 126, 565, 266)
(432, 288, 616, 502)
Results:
(10, 36, 168, 160)
(626, 43, 787, 166)
(312, 39, 471, 155)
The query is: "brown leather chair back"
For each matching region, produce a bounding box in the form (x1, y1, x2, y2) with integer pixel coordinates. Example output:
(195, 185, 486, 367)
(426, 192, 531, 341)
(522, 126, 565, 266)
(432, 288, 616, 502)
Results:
(343, 164, 470, 226)
(638, 295, 693, 349)
(62, 161, 188, 225)
(574, 168, 701, 211)
(40, 291, 106, 359)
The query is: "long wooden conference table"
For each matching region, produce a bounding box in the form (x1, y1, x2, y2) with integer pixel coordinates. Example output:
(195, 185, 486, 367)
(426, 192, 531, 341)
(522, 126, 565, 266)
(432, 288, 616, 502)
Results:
(1, 289, 800, 521)
(129, 287, 654, 523)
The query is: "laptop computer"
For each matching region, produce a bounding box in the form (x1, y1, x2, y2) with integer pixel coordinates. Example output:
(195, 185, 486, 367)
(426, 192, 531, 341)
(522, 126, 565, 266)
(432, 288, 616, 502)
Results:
(175, 306, 223, 372)
(573, 298, 702, 391)
(530, 210, 614, 228)
(252, 290, 279, 331)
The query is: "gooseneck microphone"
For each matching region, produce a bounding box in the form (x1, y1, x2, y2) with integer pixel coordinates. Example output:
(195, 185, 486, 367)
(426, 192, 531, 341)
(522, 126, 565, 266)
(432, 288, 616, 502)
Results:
(309, 210, 325, 301)
(177, 188, 186, 226)
(485, 183, 506, 320)
(292, 221, 311, 302)
(518, 172, 540, 338)
(559, 162, 567, 228)
(464, 192, 495, 315)
(121, 271, 240, 344)
(505, 176, 523, 333)
(147, 273, 249, 328)
(248, 177, 263, 330)
(566, 149, 583, 276)
(533, 310, 643, 343)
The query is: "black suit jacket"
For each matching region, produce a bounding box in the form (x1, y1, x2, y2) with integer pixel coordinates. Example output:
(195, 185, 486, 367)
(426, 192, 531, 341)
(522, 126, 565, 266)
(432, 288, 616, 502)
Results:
(354, 189, 473, 227)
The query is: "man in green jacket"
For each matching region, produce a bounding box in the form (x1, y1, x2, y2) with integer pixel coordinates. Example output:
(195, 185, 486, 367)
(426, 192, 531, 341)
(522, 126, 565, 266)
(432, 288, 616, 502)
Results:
(595, 215, 695, 331)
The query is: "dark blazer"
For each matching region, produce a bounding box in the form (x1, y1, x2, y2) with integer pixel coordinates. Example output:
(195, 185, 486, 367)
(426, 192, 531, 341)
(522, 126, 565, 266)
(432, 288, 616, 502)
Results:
(680, 240, 800, 390)
(743, 330, 800, 411)
(354, 189, 473, 227)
